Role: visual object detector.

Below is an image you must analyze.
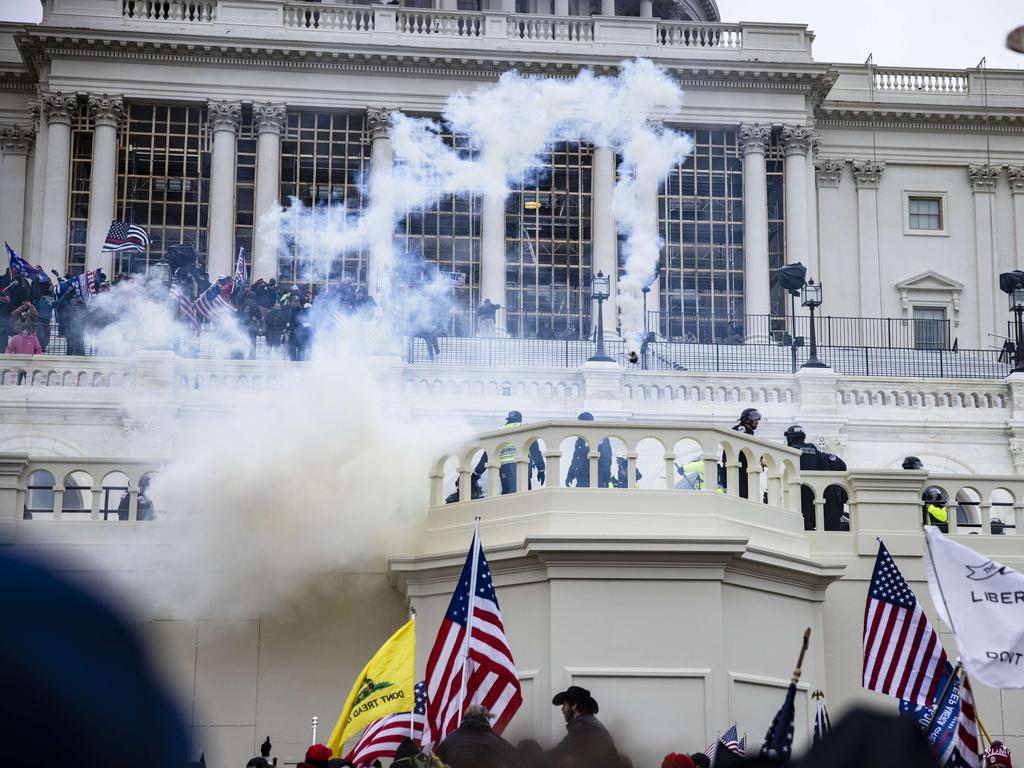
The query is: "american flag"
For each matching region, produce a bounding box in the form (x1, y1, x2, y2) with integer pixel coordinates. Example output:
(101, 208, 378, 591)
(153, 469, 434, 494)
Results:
(193, 283, 236, 323)
(760, 682, 796, 762)
(345, 681, 428, 767)
(812, 697, 831, 745)
(705, 724, 738, 758)
(103, 220, 150, 252)
(424, 523, 522, 741)
(233, 247, 248, 289)
(863, 541, 947, 708)
(952, 674, 980, 768)
(169, 283, 197, 328)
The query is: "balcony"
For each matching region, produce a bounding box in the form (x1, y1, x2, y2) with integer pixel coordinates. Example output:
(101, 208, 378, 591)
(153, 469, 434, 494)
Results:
(420, 421, 1022, 559)
(49, 0, 819, 64)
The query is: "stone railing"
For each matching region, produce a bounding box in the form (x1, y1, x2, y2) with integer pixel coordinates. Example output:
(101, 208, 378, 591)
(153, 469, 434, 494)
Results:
(873, 68, 969, 94)
(121, 0, 216, 22)
(0, 356, 137, 389)
(110, 1, 813, 61)
(283, 3, 374, 30)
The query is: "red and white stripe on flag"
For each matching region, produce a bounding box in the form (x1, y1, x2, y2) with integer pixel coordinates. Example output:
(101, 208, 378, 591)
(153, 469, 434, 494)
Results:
(862, 541, 948, 707)
(954, 674, 980, 768)
(345, 712, 426, 767)
(424, 526, 522, 741)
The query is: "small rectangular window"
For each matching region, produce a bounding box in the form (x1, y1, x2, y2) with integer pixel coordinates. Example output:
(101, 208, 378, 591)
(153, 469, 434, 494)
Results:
(913, 306, 947, 350)
(908, 196, 943, 231)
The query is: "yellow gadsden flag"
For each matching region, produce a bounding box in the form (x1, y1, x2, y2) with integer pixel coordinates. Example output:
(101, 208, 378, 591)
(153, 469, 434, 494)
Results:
(327, 619, 415, 755)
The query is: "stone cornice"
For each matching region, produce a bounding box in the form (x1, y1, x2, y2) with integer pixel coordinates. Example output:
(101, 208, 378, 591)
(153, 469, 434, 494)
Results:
(814, 157, 845, 187)
(739, 123, 771, 156)
(87, 93, 124, 127)
(14, 28, 836, 96)
(852, 159, 885, 189)
(967, 163, 1000, 193)
(816, 103, 1024, 134)
(252, 101, 287, 134)
(0, 125, 34, 155)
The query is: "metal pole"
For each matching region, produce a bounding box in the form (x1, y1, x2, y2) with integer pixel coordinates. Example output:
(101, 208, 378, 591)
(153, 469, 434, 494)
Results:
(589, 295, 613, 362)
(1015, 307, 1024, 373)
(802, 304, 827, 368)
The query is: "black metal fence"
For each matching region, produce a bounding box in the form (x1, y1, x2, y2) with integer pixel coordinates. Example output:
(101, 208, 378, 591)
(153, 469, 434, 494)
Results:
(405, 336, 1010, 379)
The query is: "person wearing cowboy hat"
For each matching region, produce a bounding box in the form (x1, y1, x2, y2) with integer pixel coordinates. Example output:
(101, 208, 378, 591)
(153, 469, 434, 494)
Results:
(436, 704, 517, 768)
(548, 686, 617, 768)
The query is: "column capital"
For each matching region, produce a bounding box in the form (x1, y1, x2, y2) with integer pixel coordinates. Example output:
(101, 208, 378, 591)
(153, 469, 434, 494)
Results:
(781, 125, 814, 157)
(809, 132, 823, 159)
(968, 164, 1000, 193)
(87, 93, 124, 127)
(814, 158, 845, 188)
(739, 123, 771, 156)
(1008, 166, 1024, 195)
(366, 106, 397, 140)
(0, 125, 34, 155)
(41, 91, 77, 126)
(207, 99, 241, 133)
(852, 160, 885, 189)
(253, 101, 287, 135)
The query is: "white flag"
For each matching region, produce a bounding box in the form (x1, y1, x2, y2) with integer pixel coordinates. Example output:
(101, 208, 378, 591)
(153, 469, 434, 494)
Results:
(923, 526, 1024, 688)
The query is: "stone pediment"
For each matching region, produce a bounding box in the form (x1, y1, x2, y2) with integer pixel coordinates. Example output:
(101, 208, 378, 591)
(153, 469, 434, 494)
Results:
(895, 270, 964, 293)
(895, 270, 963, 326)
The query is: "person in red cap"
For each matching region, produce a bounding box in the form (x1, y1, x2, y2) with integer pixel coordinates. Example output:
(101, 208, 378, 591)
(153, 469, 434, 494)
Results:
(298, 744, 332, 768)
(661, 754, 695, 768)
(986, 741, 1013, 768)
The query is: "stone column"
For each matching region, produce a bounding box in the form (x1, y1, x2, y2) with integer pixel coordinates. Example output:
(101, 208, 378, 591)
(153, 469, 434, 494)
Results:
(0, 126, 34, 256)
(1010, 167, 1024, 268)
(480, 192, 506, 333)
(26, 100, 47, 264)
(206, 100, 241, 279)
(638, 0, 652, 15)
(806, 134, 822, 277)
(781, 126, 813, 275)
(85, 94, 124, 275)
(600, 0, 614, 14)
(814, 158, 846, 316)
(252, 101, 287, 282)
(367, 107, 396, 298)
(852, 160, 885, 317)
(39, 91, 77, 276)
(740, 123, 771, 327)
(969, 164, 1001, 340)
(592, 144, 618, 339)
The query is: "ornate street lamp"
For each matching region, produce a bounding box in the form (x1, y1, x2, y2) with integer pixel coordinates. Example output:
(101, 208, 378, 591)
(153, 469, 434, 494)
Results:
(589, 270, 614, 363)
(800, 278, 828, 369)
(1010, 287, 1024, 373)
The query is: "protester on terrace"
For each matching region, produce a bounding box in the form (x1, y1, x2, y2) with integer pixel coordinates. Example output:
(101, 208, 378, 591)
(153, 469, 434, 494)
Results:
(5, 325, 42, 355)
(548, 686, 617, 768)
(264, 303, 286, 358)
(436, 704, 517, 768)
(476, 298, 501, 337)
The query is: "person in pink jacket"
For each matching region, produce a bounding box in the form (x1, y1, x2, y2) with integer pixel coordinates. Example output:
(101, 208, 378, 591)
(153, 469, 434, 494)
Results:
(5, 326, 42, 355)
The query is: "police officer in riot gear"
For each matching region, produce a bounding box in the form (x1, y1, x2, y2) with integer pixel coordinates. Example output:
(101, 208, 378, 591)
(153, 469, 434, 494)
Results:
(902, 456, 924, 470)
(720, 408, 762, 499)
(565, 412, 613, 488)
(785, 425, 849, 531)
(923, 486, 949, 533)
(495, 410, 546, 494)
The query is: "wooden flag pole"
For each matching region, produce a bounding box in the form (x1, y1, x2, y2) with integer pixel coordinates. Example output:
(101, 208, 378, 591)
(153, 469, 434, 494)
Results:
(977, 715, 993, 749)
(792, 628, 811, 684)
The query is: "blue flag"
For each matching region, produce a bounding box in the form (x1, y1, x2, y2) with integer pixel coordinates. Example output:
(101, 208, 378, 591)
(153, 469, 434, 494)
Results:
(761, 681, 797, 762)
(5, 242, 40, 280)
(902, 662, 960, 766)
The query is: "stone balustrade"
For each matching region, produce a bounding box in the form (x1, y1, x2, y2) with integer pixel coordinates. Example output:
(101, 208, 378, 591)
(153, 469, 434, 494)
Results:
(107, 0, 812, 62)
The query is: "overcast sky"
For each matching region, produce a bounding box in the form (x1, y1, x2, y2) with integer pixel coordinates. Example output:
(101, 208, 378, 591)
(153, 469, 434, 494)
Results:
(1, 0, 1021, 69)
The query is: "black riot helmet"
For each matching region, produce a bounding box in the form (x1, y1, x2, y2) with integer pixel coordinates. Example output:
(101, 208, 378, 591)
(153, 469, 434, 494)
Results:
(784, 424, 806, 446)
(923, 485, 947, 505)
(902, 456, 924, 470)
(577, 412, 595, 421)
(506, 410, 523, 424)
(739, 408, 763, 427)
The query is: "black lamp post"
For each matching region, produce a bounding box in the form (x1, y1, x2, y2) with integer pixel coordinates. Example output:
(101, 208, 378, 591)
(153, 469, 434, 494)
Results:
(589, 270, 614, 363)
(1011, 287, 1024, 373)
(800, 278, 828, 369)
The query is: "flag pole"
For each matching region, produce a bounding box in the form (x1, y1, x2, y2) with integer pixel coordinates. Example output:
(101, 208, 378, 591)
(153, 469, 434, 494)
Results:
(921, 657, 962, 729)
(977, 714, 993, 749)
(312, 715, 319, 744)
(409, 606, 416, 740)
(457, 517, 482, 724)
(793, 627, 811, 683)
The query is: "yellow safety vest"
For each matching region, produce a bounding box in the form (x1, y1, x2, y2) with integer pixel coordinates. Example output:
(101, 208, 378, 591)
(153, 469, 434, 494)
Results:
(926, 504, 948, 525)
(682, 460, 725, 493)
(499, 421, 521, 465)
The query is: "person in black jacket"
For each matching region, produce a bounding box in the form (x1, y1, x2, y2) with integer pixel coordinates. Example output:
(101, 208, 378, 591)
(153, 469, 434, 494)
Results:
(565, 412, 612, 488)
(719, 408, 762, 499)
(549, 686, 618, 768)
(785, 425, 848, 531)
(436, 705, 517, 768)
